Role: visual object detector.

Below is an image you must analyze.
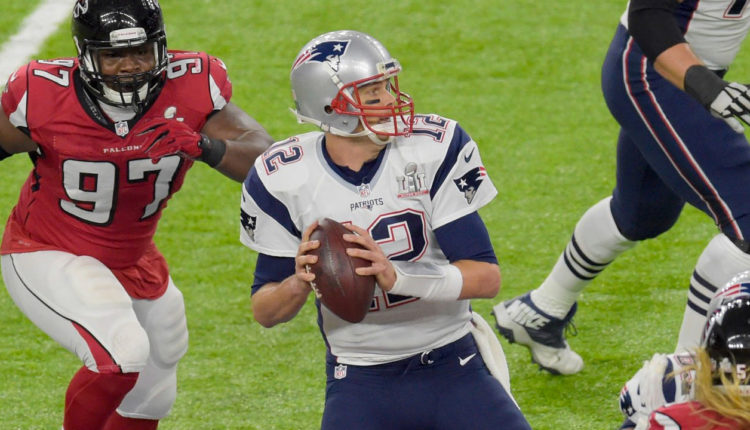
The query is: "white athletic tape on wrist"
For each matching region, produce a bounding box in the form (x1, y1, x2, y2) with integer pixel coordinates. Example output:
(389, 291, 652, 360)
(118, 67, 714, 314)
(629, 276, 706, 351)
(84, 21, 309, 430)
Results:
(389, 261, 462, 301)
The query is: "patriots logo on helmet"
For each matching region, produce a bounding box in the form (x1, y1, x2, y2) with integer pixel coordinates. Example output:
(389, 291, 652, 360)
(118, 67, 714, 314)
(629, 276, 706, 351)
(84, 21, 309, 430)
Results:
(715, 281, 750, 301)
(454, 166, 487, 204)
(292, 40, 350, 72)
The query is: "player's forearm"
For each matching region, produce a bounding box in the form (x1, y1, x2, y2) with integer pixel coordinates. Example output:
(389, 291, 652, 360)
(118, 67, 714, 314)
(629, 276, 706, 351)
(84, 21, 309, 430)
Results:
(386, 260, 500, 301)
(201, 103, 274, 182)
(251, 277, 310, 327)
(454, 260, 501, 300)
(653, 43, 702, 90)
(213, 130, 274, 181)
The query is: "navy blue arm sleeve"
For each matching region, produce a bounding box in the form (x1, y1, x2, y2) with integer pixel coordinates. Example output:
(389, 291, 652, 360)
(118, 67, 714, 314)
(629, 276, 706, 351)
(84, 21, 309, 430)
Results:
(251, 253, 296, 295)
(434, 212, 498, 264)
(0, 146, 11, 161)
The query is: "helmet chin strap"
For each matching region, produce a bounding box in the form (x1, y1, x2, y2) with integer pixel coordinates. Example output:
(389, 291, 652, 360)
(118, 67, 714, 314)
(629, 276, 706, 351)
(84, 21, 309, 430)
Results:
(364, 120, 394, 145)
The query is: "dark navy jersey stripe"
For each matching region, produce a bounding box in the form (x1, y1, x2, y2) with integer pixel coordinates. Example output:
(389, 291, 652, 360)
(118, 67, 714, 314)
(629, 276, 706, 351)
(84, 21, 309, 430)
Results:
(675, 0, 698, 33)
(430, 123, 472, 199)
(243, 166, 301, 239)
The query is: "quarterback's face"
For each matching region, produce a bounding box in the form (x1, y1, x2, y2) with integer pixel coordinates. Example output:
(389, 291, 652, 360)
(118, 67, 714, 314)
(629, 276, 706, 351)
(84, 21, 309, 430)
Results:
(97, 45, 156, 90)
(357, 80, 397, 142)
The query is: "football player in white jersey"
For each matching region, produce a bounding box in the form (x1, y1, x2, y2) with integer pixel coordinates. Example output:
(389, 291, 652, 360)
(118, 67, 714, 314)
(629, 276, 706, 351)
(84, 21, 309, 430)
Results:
(493, 0, 750, 375)
(240, 30, 531, 429)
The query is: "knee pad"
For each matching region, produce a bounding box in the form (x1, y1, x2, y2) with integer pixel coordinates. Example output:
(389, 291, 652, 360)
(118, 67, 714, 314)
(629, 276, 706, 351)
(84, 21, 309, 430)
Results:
(106, 320, 151, 374)
(117, 365, 178, 419)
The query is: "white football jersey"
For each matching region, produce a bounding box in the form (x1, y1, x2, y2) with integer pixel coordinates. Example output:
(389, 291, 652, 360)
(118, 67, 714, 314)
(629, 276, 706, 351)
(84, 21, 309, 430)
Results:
(620, 0, 750, 69)
(240, 114, 498, 365)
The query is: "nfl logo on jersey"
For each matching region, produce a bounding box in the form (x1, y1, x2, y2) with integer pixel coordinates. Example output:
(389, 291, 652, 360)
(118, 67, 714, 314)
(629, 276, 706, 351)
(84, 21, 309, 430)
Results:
(115, 121, 130, 137)
(358, 183, 371, 198)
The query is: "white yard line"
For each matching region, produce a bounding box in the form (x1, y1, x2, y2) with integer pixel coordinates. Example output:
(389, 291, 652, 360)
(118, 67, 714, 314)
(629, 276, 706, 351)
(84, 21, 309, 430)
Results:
(0, 0, 76, 87)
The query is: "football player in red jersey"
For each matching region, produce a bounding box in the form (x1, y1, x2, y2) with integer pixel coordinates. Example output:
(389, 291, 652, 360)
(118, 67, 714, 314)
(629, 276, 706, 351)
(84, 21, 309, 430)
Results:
(0, 0, 273, 429)
(618, 272, 750, 430)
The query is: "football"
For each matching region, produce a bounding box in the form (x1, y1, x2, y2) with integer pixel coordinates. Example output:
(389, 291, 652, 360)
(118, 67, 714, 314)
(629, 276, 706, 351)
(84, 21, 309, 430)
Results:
(306, 218, 376, 323)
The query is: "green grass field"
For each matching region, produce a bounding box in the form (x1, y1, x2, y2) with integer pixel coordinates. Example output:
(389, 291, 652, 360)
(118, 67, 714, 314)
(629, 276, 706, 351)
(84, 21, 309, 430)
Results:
(0, 1, 743, 429)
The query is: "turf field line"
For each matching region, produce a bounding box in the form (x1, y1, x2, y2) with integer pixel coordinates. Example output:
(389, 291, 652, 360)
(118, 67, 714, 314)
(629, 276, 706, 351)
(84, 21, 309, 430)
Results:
(0, 0, 75, 88)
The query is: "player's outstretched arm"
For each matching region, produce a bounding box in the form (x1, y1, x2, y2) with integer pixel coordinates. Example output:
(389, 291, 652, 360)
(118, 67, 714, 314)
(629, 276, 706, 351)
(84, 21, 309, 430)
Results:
(201, 102, 274, 181)
(0, 111, 37, 160)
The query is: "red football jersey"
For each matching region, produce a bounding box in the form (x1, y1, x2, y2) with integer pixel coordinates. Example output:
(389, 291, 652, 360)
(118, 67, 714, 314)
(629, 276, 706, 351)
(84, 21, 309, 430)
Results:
(1, 51, 232, 298)
(649, 401, 745, 430)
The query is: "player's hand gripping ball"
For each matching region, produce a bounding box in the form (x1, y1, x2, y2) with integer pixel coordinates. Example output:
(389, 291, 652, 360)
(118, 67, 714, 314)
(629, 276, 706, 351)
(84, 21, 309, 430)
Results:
(306, 218, 376, 323)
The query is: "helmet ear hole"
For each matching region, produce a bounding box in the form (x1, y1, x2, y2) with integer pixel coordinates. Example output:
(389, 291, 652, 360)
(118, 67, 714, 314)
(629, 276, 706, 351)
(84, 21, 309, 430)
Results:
(324, 105, 334, 114)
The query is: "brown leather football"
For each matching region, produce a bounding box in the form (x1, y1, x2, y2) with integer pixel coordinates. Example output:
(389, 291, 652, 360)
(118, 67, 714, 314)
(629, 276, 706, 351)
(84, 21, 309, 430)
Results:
(306, 218, 376, 323)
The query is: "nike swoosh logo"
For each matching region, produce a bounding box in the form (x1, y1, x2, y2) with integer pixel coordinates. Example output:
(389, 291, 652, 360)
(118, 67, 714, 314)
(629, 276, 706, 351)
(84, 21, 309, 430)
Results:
(463, 148, 475, 163)
(459, 353, 477, 366)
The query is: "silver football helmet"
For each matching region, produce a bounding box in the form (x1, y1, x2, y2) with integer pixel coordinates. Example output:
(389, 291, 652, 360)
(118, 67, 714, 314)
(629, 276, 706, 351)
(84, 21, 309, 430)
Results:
(290, 30, 414, 144)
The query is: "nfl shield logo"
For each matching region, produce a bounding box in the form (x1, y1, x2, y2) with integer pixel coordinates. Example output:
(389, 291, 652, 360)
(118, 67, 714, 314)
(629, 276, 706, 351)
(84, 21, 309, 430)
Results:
(115, 121, 129, 137)
(334, 364, 347, 379)
(358, 183, 371, 198)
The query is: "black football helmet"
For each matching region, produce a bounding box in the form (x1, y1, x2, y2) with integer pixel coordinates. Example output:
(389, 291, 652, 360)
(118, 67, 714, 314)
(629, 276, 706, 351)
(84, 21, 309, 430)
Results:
(71, 0, 168, 112)
(701, 271, 750, 390)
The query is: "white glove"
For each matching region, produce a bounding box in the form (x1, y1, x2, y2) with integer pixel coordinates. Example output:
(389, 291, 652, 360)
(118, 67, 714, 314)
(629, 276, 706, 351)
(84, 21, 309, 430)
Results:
(618, 353, 694, 428)
(684, 64, 750, 133)
(708, 82, 750, 133)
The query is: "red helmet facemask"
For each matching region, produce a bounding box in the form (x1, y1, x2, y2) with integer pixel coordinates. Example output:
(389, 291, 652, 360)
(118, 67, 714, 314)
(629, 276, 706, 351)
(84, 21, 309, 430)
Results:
(329, 69, 414, 139)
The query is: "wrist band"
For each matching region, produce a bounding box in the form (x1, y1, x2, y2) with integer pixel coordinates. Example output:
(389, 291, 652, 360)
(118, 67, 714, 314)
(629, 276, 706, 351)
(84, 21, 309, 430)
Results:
(389, 261, 463, 301)
(684, 65, 727, 108)
(198, 134, 227, 167)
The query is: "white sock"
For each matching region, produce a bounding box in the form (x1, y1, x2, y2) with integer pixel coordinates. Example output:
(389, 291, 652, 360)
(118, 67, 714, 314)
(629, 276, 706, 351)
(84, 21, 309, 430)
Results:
(532, 197, 636, 318)
(676, 234, 750, 350)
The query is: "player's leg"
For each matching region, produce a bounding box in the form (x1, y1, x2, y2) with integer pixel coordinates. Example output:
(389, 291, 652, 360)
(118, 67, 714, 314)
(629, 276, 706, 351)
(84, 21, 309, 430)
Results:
(433, 338, 531, 430)
(1, 251, 150, 430)
(493, 128, 680, 375)
(602, 27, 750, 351)
(494, 24, 686, 375)
(492, 197, 635, 375)
(671, 131, 750, 349)
(106, 279, 188, 429)
(321, 362, 417, 430)
(676, 234, 750, 350)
